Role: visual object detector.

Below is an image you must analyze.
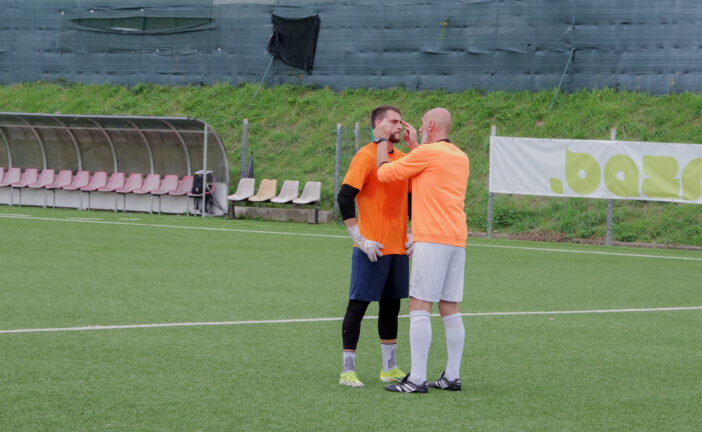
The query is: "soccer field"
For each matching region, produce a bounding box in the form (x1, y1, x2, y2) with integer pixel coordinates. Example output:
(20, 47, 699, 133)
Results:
(1, 206, 701, 431)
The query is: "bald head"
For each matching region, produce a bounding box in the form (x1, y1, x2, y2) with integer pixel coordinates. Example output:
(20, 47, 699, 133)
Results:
(419, 107, 452, 144)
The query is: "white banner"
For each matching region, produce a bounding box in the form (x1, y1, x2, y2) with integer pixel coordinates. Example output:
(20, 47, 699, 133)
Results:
(489, 136, 702, 204)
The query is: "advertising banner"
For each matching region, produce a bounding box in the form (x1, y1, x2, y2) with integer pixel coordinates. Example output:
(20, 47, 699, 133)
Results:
(489, 136, 702, 204)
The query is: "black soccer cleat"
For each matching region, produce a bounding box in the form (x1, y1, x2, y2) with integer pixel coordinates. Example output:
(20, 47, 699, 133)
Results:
(385, 374, 428, 393)
(428, 371, 461, 391)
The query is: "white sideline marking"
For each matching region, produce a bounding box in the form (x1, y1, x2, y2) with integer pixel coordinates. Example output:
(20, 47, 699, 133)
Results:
(1, 213, 701, 261)
(0, 213, 32, 217)
(471, 243, 702, 261)
(1, 306, 700, 335)
(66, 217, 104, 221)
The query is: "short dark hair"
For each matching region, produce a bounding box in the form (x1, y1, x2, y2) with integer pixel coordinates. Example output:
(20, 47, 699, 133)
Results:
(370, 105, 401, 130)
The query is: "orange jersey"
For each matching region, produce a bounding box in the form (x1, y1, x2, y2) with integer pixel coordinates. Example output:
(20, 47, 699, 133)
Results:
(377, 141, 469, 247)
(342, 142, 410, 255)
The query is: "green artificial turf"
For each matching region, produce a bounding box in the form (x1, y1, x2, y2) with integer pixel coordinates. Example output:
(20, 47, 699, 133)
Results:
(1, 207, 701, 431)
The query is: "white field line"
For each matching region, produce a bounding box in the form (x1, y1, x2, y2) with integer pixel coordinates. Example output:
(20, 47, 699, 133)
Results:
(0, 213, 33, 217)
(1, 213, 701, 261)
(1, 306, 700, 335)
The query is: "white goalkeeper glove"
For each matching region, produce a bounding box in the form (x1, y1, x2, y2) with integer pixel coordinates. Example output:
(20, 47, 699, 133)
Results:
(347, 225, 384, 262)
(404, 232, 414, 258)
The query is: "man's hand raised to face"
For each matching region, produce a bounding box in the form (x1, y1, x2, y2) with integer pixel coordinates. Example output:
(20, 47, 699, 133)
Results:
(401, 120, 419, 151)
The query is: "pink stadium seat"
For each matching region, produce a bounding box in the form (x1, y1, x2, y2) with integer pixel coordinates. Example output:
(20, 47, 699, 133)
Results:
(11, 168, 38, 188)
(44, 169, 73, 208)
(80, 171, 108, 210)
(26, 169, 56, 208)
(80, 171, 108, 192)
(62, 170, 90, 210)
(169, 175, 194, 196)
(0, 167, 21, 187)
(0, 167, 22, 207)
(115, 173, 144, 213)
(97, 172, 126, 193)
(62, 170, 90, 190)
(115, 173, 143, 194)
(27, 169, 55, 189)
(152, 174, 179, 196)
(45, 170, 72, 190)
(132, 173, 160, 214)
(151, 174, 179, 214)
(96, 172, 126, 212)
(133, 174, 160, 194)
(168, 175, 194, 215)
(0, 167, 4, 183)
(9, 168, 38, 206)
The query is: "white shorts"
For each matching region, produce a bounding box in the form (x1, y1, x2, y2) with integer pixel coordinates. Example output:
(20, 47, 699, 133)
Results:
(409, 242, 466, 303)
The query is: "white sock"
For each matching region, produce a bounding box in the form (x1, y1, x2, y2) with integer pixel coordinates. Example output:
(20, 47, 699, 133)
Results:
(408, 310, 431, 384)
(443, 313, 465, 381)
(381, 343, 397, 372)
(342, 351, 356, 373)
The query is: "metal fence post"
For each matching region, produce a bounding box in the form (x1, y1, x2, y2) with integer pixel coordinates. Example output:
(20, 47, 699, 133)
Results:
(334, 123, 342, 220)
(202, 122, 208, 219)
(354, 122, 360, 153)
(487, 125, 496, 239)
(607, 128, 616, 245)
(241, 118, 248, 178)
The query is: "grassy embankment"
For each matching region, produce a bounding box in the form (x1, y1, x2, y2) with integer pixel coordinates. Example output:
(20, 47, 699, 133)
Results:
(1, 82, 701, 246)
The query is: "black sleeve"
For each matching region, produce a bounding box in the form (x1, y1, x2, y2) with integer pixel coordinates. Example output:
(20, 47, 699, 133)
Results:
(337, 184, 359, 220)
(407, 192, 412, 221)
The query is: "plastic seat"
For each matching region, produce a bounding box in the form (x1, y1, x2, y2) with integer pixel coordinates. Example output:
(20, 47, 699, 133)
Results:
(62, 170, 90, 190)
(0, 167, 22, 207)
(169, 176, 194, 196)
(226, 177, 255, 217)
(9, 168, 38, 206)
(132, 173, 161, 214)
(44, 170, 73, 208)
(81, 171, 108, 192)
(0, 167, 21, 187)
(151, 174, 179, 214)
(248, 179, 277, 202)
(228, 178, 255, 202)
(80, 171, 108, 210)
(62, 170, 90, 209)
(133, 173, 160, 194)
(168, 175, 194, 215)
(94, 172, 126, 212)
(293, 181, 322, 224)
(97, 172, 126, 193)
(27, 169, 55, 189)
(0, 167, 4, 183)
(26, 169, 56, 208)
(270, 180, 300, 204)
(115, 173, 144, 213)
(293, 181, 321, 205)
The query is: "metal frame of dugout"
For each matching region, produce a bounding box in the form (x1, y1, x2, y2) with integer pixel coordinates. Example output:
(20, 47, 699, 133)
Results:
(0, 112, 229, 216)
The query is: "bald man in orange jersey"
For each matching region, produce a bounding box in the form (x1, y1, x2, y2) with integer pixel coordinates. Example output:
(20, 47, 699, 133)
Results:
(374, 108, 470, 394)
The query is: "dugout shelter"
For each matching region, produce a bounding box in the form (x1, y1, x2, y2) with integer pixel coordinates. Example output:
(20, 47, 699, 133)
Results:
(0, 112, 229, 214)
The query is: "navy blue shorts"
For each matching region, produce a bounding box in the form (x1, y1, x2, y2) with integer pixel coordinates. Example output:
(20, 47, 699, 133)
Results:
(348, 248, 409, 301)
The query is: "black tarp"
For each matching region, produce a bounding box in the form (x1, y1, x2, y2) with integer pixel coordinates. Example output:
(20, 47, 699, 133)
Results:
(267, 14, 320, 73)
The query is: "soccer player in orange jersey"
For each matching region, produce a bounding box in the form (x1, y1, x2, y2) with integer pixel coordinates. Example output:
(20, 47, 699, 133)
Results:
(336, 105, 418, 388)
(375, 108, 470, 394)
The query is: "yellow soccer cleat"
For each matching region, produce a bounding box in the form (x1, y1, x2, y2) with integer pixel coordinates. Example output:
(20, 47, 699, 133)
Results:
(339, 371, 365, 388)
(380, 367, 406, 383)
